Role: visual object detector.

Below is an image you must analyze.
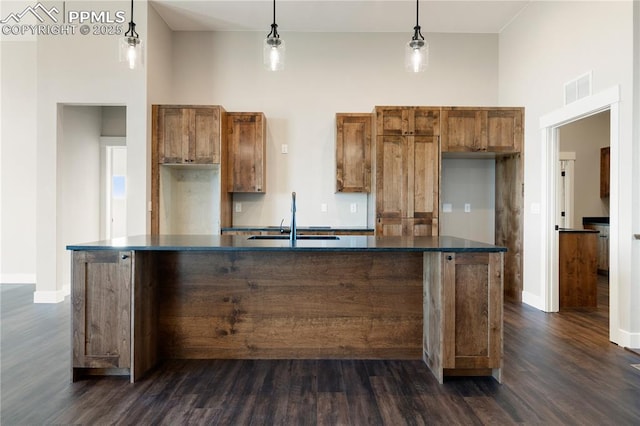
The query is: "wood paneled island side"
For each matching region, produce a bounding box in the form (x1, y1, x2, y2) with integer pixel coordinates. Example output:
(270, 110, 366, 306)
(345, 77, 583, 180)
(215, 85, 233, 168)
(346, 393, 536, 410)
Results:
(67, 235, 505, 384)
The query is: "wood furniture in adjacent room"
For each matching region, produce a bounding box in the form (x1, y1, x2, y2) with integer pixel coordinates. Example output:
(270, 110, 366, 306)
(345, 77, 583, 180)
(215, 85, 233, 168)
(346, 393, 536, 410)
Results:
(583, 218, 610, 274)
(600, 146, 610, 198)
(559, 229, 598, 309)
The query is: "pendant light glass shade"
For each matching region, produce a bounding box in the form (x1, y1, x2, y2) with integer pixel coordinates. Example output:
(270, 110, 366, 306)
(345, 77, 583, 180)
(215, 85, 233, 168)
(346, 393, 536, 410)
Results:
(119, 0, 142, 70)
(120, 36, 143, 70)
(264, 0, 284, 71)
(405, 0, 428, 72)
(264, 34, 285, 71)
(405, 37, 428, 72)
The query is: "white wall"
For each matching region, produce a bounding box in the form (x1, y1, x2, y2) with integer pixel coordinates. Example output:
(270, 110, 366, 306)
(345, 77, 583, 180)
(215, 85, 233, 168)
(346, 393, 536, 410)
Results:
(440, 158, 495, 244)
(33, 1, 147, 302)
(0, 40, 37, 284)
(58, 106, 102, 293)
(499, 1, 638, 346)
(168, 31, 499, 227)
(559, 111, 610, 225)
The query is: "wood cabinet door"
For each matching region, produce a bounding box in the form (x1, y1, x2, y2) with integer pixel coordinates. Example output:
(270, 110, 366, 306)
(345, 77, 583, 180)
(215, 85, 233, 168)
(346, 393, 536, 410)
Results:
(72, 250, 131, 370)
(158, 107, 189, 163)
(227, 113, 266, 192)
(336, 113, 372, 193)
(442, 107, 523, 153)
(376, 107, 440, 136)
(191, 108, 220, 164)
(486, 109, 523, 153)
(441, 252, 502, 370)
(412, 108, 440, 136)
(376, 135, 407, 223)
(158, 107, 220, 164)
(375, 134, 439, 236)
(409, 136, 439, 222)
(376, 107, 405, 135)
(441, 108, 485, 152)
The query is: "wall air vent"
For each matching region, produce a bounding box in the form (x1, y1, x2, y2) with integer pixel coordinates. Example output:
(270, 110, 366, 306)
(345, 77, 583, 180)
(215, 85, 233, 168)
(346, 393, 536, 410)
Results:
(564, 71, 592, 105)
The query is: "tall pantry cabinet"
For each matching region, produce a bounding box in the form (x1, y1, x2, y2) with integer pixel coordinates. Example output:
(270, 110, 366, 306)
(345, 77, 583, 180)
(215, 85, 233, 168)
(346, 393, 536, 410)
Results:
(374, 107, 440, 237)
(151, 105, 232, 235)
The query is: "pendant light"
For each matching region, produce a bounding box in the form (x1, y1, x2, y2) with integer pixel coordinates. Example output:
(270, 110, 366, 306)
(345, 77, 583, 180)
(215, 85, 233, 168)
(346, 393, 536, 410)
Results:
(263, 0, 285, 71)
(405, 0, 428, 72)
(120, 0, 142, 70)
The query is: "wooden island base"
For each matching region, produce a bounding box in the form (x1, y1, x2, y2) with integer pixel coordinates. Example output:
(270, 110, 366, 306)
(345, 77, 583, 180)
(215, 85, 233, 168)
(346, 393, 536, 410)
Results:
(69, 236, 503, 384)
(157, 251, 424, 360)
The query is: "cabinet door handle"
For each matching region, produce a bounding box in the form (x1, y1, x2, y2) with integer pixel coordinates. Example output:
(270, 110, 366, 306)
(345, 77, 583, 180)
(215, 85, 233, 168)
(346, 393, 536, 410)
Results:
(447, 255, 453, 261)
(121, 254, 129, 260)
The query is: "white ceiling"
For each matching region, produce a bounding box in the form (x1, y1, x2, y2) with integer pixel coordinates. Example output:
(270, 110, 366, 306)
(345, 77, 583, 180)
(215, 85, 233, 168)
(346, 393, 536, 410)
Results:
(149, 1, 531, 34)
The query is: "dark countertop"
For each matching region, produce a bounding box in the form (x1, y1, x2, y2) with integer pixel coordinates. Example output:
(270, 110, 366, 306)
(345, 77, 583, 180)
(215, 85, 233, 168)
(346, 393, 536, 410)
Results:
(583, 217, 609, 225)
(559, 228, 599, 233)
(67, 235, 506, 253)
(221, 226, 374, 233)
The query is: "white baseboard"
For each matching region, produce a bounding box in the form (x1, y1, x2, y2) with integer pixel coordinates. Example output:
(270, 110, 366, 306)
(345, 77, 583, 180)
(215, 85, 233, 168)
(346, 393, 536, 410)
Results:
(33, 289, 66, 303)
(630, 333, 640, 349)
(522, 290, 546, 311)
(617, 329, 640, 349)
(1, 273, 36, 284)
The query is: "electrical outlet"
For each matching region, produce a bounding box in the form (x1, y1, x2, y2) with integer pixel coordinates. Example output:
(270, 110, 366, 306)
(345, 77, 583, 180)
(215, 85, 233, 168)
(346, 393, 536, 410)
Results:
(464, 203, 471, 213)
(321, 203, 328, 212)
(442, 203, 452, 213)
(235, 202, 242, 213)
(350, 203, 357, 213)
(281, 144, 288, 154)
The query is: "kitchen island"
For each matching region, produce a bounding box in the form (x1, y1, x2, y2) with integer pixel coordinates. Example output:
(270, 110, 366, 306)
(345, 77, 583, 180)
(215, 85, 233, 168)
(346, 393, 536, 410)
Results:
(68, 235, 505, 384)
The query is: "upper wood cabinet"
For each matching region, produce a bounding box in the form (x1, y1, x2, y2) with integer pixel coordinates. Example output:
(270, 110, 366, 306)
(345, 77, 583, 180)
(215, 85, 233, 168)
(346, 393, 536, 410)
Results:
(151, 105, 232, 235)
(156, 106, 224, 164)
(336, 113, 372, 193)
(376, 106, 440, 136)
(441, 107, 523, 153)
(227, 112, 266, 193)
(72, 250, 132, 379)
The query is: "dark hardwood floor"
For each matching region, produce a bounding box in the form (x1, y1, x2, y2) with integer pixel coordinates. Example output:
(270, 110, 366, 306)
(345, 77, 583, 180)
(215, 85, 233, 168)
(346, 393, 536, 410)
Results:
(2, 278, 639, 425)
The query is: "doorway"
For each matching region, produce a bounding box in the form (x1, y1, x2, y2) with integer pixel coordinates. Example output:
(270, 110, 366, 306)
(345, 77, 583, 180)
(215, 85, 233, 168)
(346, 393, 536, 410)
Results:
(558, 111, 610, 229)
(58, 105, 127, 294)
(101, 140, 127, 240)
(540, 86, 620, 344)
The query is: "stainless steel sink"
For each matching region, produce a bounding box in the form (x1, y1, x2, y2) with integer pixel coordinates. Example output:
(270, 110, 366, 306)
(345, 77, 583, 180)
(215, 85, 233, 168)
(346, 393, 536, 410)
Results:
(248, 235, 340, 240)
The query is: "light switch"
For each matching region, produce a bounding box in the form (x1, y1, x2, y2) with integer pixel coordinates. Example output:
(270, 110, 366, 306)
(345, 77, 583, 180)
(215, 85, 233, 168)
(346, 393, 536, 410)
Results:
(321, 203, 328, 212)
(281, 144, 288, 154)
(464, 203, 471, 213)
(350, 203, 357, 213)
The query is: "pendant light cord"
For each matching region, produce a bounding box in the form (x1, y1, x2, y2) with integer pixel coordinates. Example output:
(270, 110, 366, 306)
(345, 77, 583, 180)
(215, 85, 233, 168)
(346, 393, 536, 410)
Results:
(412, 0, 424, 41)
(267, 0, 280, 39)
(125, 0, 139, 39)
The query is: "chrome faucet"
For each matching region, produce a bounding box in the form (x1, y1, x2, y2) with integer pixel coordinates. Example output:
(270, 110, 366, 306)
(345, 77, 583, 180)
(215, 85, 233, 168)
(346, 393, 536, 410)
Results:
(290, 192, 297, 245)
